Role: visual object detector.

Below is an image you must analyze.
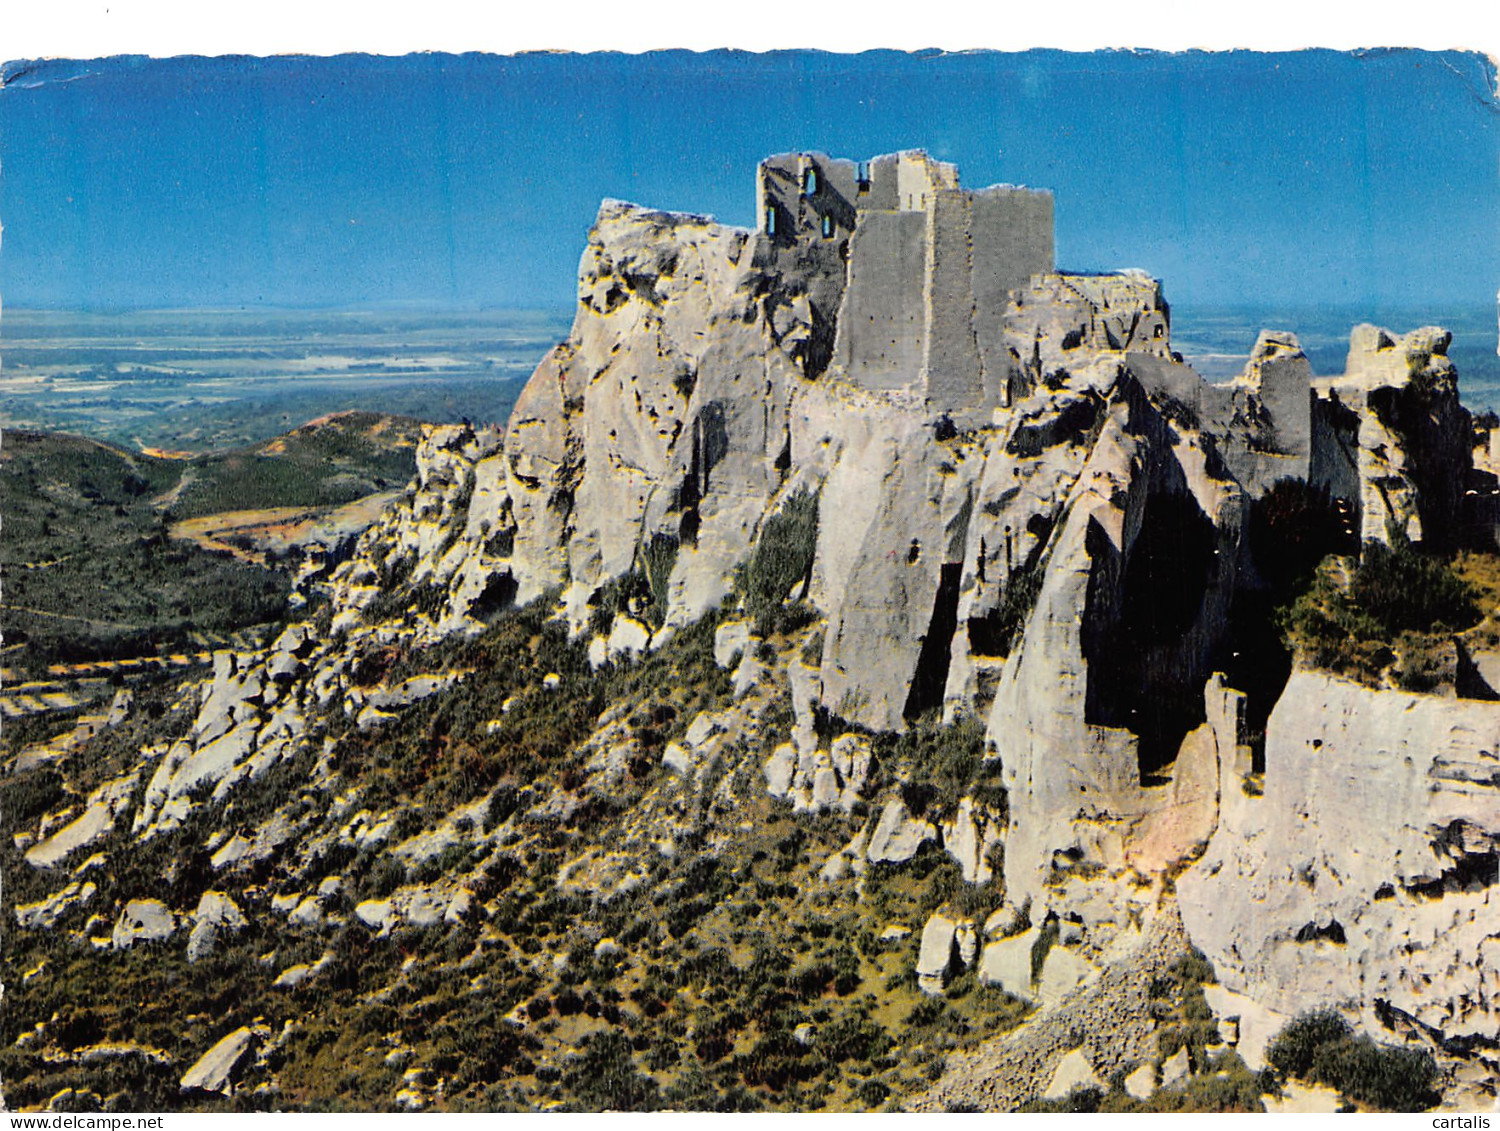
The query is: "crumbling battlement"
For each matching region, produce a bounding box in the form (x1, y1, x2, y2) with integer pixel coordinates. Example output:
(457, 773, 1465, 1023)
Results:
(758, 150, 1054, 420)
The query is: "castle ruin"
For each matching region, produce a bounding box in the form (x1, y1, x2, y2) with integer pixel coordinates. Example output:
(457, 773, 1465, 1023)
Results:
(757, 150, 1053, 420)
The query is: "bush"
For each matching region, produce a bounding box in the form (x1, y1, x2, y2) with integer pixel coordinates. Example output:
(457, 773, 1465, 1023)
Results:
(742, 489, 819, 635)
(1352, 536, 1478, 636)
(560, 1030, 662, 1111)
(1279, 536, 1481, 687)
(1310, 1037, 1437, 1111)
(1266, 1009, 1351, 1078)
(1265, 1010, 1438, 1111)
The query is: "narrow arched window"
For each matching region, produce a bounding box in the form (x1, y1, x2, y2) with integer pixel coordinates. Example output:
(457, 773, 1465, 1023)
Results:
(765, 205, 777, 236)
(803, 166, 818, 195)
(821, 214, 834, 239)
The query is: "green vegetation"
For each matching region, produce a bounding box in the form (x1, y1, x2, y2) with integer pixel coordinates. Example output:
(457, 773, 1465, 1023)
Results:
(864, 713, 1001, 821)
(0, 599, 1037, 1112)
(167, 412, 423, 519)
(0, 431, 290, 678)
(1, 416, 422, 679)
(1265, 1009, 1438, 1111)
(740, 489, 819, 636)
(1265, 1008, 1354, 1078)
(1277, 534, 1491, 690)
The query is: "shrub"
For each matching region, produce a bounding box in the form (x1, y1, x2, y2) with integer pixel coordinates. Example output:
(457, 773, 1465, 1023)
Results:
(1279, 537, 1480, 687)
(1309, 1037, 1437, 1111)
(1265, 1009, 1438, 1111)
(1266, 1009, 1352, 1078)
(560, 1031, 662, 1111)
(1352, 536, 1478, 636)
(742, 489, 819, 635)
(1030, 920, 1059, 983)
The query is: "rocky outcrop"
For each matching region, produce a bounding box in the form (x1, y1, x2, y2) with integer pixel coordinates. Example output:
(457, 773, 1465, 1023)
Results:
(180, 1025, 268, 1095)
(112, 899, 176, 949)
(23, 771, 138, 869)
(1312, 325, 1473, 550)
(11, 148, 1494, 1114)
(186, 891, 248, 963)
(914, 902, 1191, 1111)
(916, 911, 977, 993)
(1180, 670, 1500, 1044)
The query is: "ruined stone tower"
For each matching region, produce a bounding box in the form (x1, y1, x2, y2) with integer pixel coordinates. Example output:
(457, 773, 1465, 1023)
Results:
(757, 149, 1054, 421)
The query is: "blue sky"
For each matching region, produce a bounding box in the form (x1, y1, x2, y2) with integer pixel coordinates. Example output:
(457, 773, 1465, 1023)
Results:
(0, 49, 1495, 312)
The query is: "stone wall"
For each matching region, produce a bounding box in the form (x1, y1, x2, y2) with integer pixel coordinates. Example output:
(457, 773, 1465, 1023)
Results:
(832, 210, 929, 390)
(924, 190, 987, 416)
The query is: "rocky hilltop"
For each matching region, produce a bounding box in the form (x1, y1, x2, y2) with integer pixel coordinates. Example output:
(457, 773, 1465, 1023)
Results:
(6, 150, 1499, 1113)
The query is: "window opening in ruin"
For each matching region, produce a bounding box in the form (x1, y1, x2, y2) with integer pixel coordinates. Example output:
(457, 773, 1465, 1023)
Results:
(803, 167, 818, 195)
(764, 205, 777, 237)
(821, 214, 834, 239)
(856, 162, 870, 192)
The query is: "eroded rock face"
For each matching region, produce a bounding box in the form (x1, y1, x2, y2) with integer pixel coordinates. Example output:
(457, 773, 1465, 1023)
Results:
(14, 151, 1492, 1113)
(1312, 325, 1473, 551)
(1180, 671, 1500, 1043)
(988, 373, 1249, 908)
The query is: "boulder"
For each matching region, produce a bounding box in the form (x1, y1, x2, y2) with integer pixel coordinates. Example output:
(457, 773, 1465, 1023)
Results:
(1124, 1062, 1156, 1101)
(1201, 984, 1286, 1073)
(1042, 1048, 1104, 1100)
(942, 796, 1000, 883)
(977, 927, 1039, 1000)
(809, 761, 841, 809)
(662, 742, 694, 776)
(731, 655, 769, 699)
(819, 850, 851, 882)
(112, 899, 176, 949)
(24, 772, 139, 870)
(180, 1026, 258, 1095)
(684, 712, 721, 749)
(354, 899, 396, 931)
(288, 896, 324, 927)
(764, 744, 797, 797)
(14, 881, 97, 931)
(1160, 1046, 1191, 1087)
(865, 799, 938, 864)
(714, 620, 754, 668)
(608, 618, 651, 661)
(916, 912, 962, 994)
(273, 964, 313, 989)
(186, 891, 248, 963)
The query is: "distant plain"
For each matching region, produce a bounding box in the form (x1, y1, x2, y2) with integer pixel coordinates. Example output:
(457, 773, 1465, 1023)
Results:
(2, 303, 1494, 456)
(0, 307, 570, 451)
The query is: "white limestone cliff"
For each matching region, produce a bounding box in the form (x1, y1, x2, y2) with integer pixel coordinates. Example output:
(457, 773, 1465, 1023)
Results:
(1180, 671, 1500, 1044)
